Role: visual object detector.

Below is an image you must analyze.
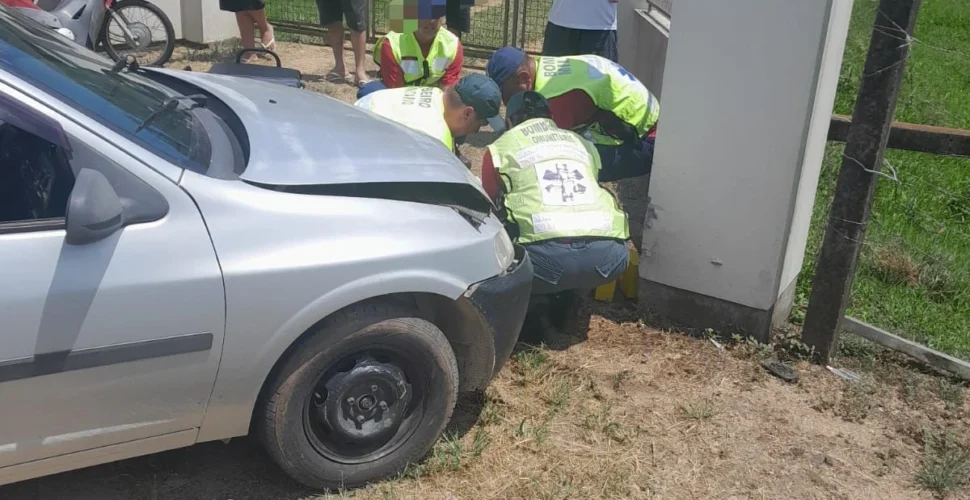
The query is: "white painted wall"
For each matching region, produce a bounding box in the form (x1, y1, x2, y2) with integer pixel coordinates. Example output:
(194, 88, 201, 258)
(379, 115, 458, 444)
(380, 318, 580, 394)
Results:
(151, 0, 182, 40)
(640, 0, 853, 311)
(179, 0, 239, 44)
(778, 0, 854, 296)
(618, 0, 670, 98)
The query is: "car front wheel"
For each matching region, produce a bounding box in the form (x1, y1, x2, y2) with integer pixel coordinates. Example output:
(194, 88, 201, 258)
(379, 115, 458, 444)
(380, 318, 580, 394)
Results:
(258, 303, 459, 489)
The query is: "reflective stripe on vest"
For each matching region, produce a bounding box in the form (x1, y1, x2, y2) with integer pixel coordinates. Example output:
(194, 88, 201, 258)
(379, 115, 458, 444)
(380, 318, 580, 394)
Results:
(533, 55, 660, 147)
(373, 30, 460, 86)
(487, 118, 629, 244)
(354, 87, 454, 150)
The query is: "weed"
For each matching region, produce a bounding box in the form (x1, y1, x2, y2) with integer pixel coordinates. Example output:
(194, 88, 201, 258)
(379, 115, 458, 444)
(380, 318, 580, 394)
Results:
(580, 405, 632, 444)
(875, 448, 902, 477)
(918, 428, 970, 495)
(469, 427, 491, 458)
(611, 369, 632, 391)
(679, 399, 717, 421)
(545, 378, 572, 413)
(900, 373, 922, 407)
(513, 417, 550, 446)
(730, 334, 773, 359)
(513, 345, 550, 384)
(479, 393, 503, 427)
(867, 243, 923, 288)
(432, 432, 465, 472)
(938, 379, 965, 413)
(774, 328, 816, 362)
(839, 378, 877, 422)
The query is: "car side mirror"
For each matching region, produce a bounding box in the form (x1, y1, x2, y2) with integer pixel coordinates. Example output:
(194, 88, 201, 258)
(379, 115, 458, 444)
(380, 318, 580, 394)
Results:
(66, 168, 126, 245)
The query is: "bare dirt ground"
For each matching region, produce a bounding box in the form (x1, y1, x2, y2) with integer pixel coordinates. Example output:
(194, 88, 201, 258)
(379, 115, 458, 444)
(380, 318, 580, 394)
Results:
(2, 40, 968, 500)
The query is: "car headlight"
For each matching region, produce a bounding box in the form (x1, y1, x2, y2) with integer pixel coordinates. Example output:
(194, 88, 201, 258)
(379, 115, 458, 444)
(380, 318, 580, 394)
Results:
(493, 230, 515, 272)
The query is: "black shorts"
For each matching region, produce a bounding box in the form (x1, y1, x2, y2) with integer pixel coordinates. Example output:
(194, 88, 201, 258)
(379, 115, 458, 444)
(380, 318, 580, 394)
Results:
(316, 0, 367, 32)
(219, 0, 264, 12)
(542, 21, 618, 62)
(446, 0, 471, 33)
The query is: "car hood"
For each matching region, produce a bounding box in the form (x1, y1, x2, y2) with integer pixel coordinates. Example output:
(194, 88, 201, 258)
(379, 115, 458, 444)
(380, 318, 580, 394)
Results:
(154, 70, 484, 192)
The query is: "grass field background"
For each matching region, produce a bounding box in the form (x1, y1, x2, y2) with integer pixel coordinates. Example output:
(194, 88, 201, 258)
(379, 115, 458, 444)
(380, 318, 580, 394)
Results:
(793, 0, 970, 359)
(264, 0, 970, 359)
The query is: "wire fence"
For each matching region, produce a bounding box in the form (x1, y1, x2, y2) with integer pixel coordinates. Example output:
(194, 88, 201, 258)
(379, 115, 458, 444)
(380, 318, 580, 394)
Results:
(267, 0, 569, 54)
(800, 0, 970, 372)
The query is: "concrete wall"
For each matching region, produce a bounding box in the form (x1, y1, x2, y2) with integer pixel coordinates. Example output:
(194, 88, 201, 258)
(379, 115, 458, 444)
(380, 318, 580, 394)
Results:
(778, 0, 854, 294)
(178, 0, 239, 44)
(151, 0, 183, 40)
(638, 0, 853, 338)
(618, 0, 670, 98)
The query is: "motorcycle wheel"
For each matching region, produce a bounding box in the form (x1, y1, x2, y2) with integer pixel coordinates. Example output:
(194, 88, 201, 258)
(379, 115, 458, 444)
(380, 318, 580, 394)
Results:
(100, 0, 175, 67)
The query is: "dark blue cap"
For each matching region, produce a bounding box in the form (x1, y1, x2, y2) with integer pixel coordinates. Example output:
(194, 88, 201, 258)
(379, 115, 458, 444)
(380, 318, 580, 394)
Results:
(486, 46, 526, 88)
(454, 74, 506, 132)
(505, 90, 549, 125)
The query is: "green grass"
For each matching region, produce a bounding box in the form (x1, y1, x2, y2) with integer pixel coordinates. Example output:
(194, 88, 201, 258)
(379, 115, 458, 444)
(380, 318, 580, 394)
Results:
(796, 0, 970, 359)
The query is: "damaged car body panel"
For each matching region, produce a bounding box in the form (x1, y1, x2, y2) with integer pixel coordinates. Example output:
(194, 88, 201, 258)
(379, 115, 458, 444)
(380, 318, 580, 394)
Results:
(179, 172, 526, 442)
(153, 69, 487, 195)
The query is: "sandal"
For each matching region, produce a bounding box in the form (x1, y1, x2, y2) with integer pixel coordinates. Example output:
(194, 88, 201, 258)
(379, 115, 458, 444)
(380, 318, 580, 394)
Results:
(325, 71, 349, 83)
(260, 26, 276, 52)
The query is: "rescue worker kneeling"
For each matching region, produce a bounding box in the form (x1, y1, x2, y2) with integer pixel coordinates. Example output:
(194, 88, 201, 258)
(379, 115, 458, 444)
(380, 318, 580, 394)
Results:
(481, 91, 630, 329)
(354, 74, 505, 154)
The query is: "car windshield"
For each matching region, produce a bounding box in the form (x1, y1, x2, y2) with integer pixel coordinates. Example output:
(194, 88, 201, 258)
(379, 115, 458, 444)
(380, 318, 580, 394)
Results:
(0, 7, 209, 171)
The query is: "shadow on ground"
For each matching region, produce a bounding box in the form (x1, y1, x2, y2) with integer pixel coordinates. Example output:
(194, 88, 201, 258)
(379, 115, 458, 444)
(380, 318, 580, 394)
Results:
(0, 399, 488, 500)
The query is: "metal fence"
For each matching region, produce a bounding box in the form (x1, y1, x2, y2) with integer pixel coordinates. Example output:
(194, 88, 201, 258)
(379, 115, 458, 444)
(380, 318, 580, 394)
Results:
(267, 0, 563, 54)
(804, 0, 970, 379)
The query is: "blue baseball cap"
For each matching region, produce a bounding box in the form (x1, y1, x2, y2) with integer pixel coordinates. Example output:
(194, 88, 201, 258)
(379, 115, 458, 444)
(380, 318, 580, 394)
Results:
(486, 46, 526, 88)
(454, 74, 506, 132)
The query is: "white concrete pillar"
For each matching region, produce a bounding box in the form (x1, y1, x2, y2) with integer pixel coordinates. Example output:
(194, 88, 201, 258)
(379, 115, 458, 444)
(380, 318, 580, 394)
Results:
(618, 0, 670, 98)
(638, 0, 854, 341)
(180, 0, 239, 44)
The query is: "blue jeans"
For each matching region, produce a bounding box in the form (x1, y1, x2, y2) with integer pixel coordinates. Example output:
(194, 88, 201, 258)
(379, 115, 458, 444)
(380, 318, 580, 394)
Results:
(596, 136, 655, 182)
(525, 238, 629, 295)
(356, 80, 387, 99)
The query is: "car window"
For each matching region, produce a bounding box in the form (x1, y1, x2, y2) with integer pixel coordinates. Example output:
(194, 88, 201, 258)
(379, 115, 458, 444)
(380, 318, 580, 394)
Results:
(0, 120, 74, 226)
(0, 8, 210, 172)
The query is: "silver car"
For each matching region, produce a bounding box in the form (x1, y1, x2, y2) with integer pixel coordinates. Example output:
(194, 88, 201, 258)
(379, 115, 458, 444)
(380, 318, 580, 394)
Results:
(0, 7, 532, 490)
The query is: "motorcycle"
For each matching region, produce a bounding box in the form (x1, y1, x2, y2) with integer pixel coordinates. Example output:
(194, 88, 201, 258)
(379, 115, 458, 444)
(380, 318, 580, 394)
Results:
(2, 0, 175, 67)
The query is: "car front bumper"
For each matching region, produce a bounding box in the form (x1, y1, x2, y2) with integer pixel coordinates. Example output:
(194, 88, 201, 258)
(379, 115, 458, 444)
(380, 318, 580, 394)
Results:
(463, 244, 534, 381)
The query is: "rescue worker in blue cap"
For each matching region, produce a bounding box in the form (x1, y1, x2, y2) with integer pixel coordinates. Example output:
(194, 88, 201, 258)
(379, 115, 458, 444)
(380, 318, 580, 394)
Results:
(486, 46, 659, 183)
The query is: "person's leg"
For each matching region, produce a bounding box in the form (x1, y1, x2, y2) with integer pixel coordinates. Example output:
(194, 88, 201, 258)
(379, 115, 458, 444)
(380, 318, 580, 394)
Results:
(577, 28, 618, 62)
(344, 0, 369, 85)
(249, 8, 275, 51)
(316, 0, 347, 78)
(234, 11, 256, 62)
(446, 0, 470, 39)
(541, 21, 575, 57)
(595, 138, 653, 182)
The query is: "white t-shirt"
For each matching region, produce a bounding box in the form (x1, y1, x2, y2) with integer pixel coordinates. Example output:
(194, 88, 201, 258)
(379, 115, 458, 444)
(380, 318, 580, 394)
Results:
(547, 0, 618, 31)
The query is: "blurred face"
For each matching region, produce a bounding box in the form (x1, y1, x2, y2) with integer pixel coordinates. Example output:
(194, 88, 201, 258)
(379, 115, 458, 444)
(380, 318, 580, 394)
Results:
(414, 17, 444, 43)
(500, 70, 532, 104)
(452, 105, 488, 137)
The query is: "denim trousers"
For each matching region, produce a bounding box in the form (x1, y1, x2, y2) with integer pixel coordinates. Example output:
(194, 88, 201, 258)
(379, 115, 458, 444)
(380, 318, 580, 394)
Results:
(524, 238, 629, 296)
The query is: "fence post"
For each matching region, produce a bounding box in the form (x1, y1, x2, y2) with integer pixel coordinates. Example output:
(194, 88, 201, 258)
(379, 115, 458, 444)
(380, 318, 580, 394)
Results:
(801, 0, 922, 362)
(510, 0, 520, 50)
(502, 0, 511, 47)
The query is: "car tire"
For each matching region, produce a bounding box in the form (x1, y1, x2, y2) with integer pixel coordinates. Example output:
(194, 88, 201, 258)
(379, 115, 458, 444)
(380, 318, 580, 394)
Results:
(258, 303, 458, 490)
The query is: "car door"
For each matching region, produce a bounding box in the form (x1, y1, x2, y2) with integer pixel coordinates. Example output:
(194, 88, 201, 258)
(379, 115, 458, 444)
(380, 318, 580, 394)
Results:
(0, 89, 226, 468)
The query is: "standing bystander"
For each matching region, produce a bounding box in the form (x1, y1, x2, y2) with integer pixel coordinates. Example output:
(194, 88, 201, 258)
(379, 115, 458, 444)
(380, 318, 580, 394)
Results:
(542, 0, 619, 62)
(317, 0, 370, 87)
(445, 0, 471, 39)
(220, 0, 275, 62)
